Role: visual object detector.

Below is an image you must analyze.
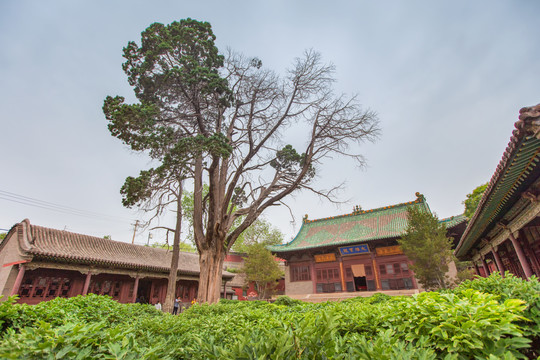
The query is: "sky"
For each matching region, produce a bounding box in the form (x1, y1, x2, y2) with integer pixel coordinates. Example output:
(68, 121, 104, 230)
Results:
(1, 1, 539, 245)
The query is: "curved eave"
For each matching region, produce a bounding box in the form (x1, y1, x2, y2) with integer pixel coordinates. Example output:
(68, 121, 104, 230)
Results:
(30, 251, 235, 279)
(270, 233, 399, 253)
(269, 197, 431, 254)
(455, 105, 540, 259)
(30, 251, 198, 275)
(439, 215, 467, 229)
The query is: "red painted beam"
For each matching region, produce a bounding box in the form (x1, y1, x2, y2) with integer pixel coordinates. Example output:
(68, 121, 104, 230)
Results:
(2, 259, 30, 268)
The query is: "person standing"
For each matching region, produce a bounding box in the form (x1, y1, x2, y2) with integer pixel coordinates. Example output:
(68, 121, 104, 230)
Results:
(155, 301, 162, 311)
(172, 297, 180, 315)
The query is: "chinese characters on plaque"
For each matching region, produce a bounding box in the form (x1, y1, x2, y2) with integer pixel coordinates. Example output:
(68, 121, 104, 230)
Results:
(314, 253, 336, 263)
(339, 244, 369, 256)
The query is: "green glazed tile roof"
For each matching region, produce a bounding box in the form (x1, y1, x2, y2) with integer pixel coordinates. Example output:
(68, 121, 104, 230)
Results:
(439, 214, 468, 229)
(455, 103, 540, 259)
(270, 194, 462, 253)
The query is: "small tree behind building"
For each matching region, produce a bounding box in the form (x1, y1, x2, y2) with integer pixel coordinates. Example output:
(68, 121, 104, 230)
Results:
(241, 243, 283, 299)
(398, 206, 454, 290)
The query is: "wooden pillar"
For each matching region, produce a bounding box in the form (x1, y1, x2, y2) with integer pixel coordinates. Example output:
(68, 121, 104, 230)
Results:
(480, 256, 490, 277)
(160, 281, 167, 303)
(372, 255, 381, 290)
(118, 281, 129, 303)
(338, 257, 346, 292)
(519, 234, 540, 276)
(189, 282, 196, 301)
(491, 247, 505, 277)
(149, 280, 155, 304)
(222, 280, 227, 299)
(508, 232, 533, 278)
(9, 264, 26, 296)
(310, 259, 317, 294)
(82, 271, 92, 295)
(131, 275, 140, 303)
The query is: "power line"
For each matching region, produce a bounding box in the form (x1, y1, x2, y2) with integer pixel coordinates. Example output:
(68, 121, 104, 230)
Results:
(0, 189, 134, 223)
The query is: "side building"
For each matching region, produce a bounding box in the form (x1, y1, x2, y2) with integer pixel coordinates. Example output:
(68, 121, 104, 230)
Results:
(269, 194, 467, 299)
(223, 253, 285, 300)
(455, 103, 540, 278)
(0, 219, 233, 305)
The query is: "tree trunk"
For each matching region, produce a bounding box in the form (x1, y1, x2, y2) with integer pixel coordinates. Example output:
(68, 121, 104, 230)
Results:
(197, 242, 226, 304)
(164, 183, 183, 313)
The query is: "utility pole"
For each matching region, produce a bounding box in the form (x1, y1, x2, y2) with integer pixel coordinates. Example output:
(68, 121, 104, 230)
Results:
(147, 232, 153, 246)
(131, 220, 139, 244)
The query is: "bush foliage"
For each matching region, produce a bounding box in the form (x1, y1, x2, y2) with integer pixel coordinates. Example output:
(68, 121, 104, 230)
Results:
(0, 274, 538, 359)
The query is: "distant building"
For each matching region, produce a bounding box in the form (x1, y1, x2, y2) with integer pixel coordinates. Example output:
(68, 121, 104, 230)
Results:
(455, 103, 540, 278)
(0, 219, 233, 305)
(223, 252, 285, 300)
(269, 194, 467, 299)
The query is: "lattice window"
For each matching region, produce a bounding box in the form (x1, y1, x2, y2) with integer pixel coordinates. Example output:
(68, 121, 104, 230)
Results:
(128, 283, 135, 299)
(32, 277, 48, 297)
(59, 278, 71, 297)
(291, 265, 311, 282)
(317, 268, 339, 281)
(112, 282, 121, 298)
(19, 278, 33, 297)
(101, 281, 112, 296)
(400, 263, 409, 274)
(365, 266, 372, 276)
(47, 277, 61, 297)
(89, 280, 101, 295)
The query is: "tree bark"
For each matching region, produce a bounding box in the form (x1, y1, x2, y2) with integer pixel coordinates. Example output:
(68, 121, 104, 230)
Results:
(164, 182, 183, 313)
(197, 240, 226, 303)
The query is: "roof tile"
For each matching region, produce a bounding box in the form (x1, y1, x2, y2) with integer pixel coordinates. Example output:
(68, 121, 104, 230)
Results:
(270, 195, 462, 253)
(13, 219, 233, 278)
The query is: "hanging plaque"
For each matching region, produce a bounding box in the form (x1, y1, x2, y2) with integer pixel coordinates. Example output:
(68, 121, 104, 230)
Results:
(314, 253, 336, 263)
(339, 244, 369, 256)
(375, 245, 403, 256)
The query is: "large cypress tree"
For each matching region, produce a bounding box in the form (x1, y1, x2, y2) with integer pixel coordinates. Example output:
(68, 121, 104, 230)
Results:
(104, 19, 379, 303)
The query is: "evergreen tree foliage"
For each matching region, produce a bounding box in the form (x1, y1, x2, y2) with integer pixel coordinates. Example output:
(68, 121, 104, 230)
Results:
(104, 18, 379, 303)
(240, 243, 283, 299)
(398, 206, 454, 290)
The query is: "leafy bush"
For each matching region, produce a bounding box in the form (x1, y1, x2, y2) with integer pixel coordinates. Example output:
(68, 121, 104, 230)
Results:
(454, 272, 540, 358)
(385, 290, 530, 358)
(0, 276, 538, 359)
(273, 295, 303, 307)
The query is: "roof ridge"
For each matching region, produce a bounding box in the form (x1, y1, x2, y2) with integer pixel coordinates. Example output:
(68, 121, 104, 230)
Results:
(439, 214, 465, 222)
(303, 193, 426, 225)
(456, 102, 540, 256)
(29, 223, 159, 250)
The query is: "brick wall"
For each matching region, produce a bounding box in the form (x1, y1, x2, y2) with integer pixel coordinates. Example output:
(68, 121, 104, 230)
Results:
(284, 264, 312, 295)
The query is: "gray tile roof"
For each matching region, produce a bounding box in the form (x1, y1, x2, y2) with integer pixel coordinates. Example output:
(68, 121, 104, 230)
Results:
(12, 219, 233, 279)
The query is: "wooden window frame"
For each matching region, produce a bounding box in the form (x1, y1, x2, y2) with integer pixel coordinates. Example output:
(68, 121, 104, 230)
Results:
(291, 264, 311, 282)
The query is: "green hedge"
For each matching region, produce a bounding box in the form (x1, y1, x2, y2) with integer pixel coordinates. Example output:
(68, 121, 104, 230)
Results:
(0, 273, 538, 359)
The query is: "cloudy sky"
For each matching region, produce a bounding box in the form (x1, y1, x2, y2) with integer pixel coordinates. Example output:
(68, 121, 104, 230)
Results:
(1, 1, 538, 245)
